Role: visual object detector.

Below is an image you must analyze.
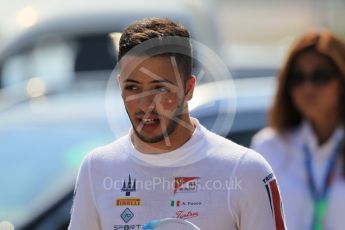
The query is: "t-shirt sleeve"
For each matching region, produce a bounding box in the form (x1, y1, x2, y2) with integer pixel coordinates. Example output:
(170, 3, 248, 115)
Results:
(229, 150, 286, 230)
(68, 154, 101, 230)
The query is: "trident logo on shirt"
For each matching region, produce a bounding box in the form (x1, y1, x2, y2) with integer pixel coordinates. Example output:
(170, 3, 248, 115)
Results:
(121, 174, 136, 196)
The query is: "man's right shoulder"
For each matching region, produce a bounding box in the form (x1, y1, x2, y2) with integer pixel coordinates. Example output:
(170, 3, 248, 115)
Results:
(86, 135, 130, 163)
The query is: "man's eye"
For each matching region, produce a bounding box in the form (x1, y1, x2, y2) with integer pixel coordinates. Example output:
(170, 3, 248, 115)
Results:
(155, 87, 169, 93)
(124, 85, 138, 91)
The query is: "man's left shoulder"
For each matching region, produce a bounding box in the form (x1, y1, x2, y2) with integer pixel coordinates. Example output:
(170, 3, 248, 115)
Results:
(208, 131, 271, 169)
(204, 129, 252, 161)
(234, 148, 275, 185)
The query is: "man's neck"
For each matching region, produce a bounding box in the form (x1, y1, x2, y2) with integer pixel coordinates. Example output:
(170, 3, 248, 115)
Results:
(131, 117, 196, 154)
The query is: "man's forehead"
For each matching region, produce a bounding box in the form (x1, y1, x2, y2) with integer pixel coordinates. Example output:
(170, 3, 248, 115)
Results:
(120, 55, 172, 67)
(119, 55, 183, 82)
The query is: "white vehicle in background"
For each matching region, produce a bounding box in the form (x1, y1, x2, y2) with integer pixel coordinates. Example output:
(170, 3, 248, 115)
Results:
(0, 0, 221, 106)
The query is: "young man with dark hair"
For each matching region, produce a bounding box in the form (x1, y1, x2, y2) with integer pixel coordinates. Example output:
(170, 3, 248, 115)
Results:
(69, 17, 286, 230)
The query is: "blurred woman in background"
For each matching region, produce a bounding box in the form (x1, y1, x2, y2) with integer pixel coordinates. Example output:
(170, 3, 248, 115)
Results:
(251, 30, 345, 230)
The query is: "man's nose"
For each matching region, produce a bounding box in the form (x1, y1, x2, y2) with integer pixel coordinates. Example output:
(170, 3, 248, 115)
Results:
(138, 93, 156, 112)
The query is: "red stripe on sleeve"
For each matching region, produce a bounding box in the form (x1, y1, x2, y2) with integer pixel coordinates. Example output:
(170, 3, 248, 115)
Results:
(269, 179, 286, 230)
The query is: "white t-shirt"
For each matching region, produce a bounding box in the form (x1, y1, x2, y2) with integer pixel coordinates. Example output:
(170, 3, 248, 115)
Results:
(251, 121, 345, 230)
(69, 119, 286, 230)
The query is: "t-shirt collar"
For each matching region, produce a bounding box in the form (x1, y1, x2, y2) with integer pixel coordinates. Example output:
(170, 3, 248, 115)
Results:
(127, 118, 209, 167)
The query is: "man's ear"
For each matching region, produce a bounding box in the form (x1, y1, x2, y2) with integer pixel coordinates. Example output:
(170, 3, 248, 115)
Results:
(117, 74, 125, 97)
(117, 74, 122, 88)
(185, 75, 196, 101)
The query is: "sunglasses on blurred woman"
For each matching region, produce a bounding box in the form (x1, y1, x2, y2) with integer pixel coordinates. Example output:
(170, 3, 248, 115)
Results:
(289, 67, 337, 87)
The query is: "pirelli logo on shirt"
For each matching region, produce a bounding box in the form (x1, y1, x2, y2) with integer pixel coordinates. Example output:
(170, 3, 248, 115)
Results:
(116, 198, 141, 206)
(263, 173, 286, 230)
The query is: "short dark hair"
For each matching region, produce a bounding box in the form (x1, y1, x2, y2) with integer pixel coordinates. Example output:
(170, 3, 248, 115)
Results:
(118, 17, 192, 82)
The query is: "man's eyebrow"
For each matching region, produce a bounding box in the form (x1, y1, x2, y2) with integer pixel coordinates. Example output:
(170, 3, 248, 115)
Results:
(124, 79, 139, 84)
(151, 79, 175, 85)
(124, 79, 175, 85)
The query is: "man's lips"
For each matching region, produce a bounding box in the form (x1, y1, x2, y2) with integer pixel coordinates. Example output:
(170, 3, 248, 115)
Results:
(140, 117, 160, 125)
(136, 114, 161, 125)
(134, 116, 161, 134)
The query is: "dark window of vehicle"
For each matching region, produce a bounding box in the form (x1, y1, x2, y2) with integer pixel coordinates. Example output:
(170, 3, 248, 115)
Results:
(74, 34, 116, 73)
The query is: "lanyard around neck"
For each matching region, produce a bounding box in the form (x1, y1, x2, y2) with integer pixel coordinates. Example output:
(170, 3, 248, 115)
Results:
(303, 140, 343, 230)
